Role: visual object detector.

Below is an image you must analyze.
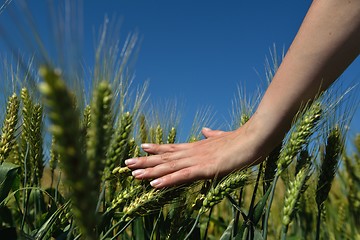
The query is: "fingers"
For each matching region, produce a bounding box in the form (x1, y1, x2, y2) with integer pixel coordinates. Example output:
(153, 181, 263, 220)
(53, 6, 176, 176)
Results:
(149, 167, 203, 188)
(140, 142, 187, 154)
(128, 155, 195, 179)
(125, 151, 180, 168)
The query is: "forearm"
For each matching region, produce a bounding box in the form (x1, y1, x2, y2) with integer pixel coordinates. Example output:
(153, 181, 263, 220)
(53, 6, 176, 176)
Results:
(246, 0, 360, 151)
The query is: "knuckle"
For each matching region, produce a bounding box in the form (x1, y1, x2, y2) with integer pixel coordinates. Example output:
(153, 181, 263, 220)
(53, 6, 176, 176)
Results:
(160, 152, 172, 162)
(180, 168, 192, 179)
(167, 160, 177, 170)
(138, 156, 148, 164)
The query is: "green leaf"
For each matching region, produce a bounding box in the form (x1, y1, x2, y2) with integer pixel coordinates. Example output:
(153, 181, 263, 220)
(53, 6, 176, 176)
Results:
(219, 219, 234, 240)
(252, 186, 272, 225)
(254, 229, 264, 240)
(34, 201, 70, 239)
(0, 162, 20, 204)
(133, 218, 146, 240)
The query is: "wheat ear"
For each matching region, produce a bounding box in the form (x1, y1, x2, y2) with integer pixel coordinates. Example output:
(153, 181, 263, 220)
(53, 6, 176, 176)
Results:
(0, 93, 20, 164)
(200, 171, 248, 213)
(39, 66, 97, 240)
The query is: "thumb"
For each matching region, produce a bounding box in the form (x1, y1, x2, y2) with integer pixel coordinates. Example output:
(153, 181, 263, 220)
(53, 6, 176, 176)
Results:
(202, 127, 225, 138)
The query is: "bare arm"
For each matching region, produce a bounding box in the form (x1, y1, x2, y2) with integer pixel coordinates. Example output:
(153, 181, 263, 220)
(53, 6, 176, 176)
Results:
(126, 0, 360, 188)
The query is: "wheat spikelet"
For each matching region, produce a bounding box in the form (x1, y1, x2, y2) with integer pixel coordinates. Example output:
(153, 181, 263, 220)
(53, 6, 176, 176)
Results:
(127, 138, 136, 158)
(167, 127, 176, 144)
(19, 88, 34, 185)
(105, 111, 133, 200)
(240, 113, 250, 126)
(155, 124, 163, 144)
(30, 104, 44, 186)
(87, 81, 113, 191)
(139, 114, 148, 143)
(110, 184, 143, 211)
(49, 137, 59, 172)
(106, 111, 133, 172)
(282, 165, 311, 230)
(39, 66, 97, 240)
(316, 126, 343, 208)
(0, 93, 20, 164)
(122, 188, 160, 218)
(81, 105, 91, 144)
(277, 102, 322, 175)
(123, 187, 184, 220)
(200, 171, 248, 213)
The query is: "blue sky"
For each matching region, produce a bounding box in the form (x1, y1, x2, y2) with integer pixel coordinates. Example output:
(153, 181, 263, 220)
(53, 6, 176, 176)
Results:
(1, 0, 359, 140)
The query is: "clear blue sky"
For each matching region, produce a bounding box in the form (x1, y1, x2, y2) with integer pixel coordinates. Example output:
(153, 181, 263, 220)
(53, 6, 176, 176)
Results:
(1, 0, 359, 140)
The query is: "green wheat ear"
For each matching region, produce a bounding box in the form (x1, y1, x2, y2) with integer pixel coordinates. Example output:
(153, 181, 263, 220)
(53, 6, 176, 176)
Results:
(167, 127, 177, 144)
(200, 170, 249, 214)
(316, 126, 343, 208)
(155, 124, 163, 144)
(0, 93, 20, 164)
(39, 66, 98, 240)
(139, 114, 148, 143)
(20, 88, 34, 185)
(30, 104, 44, 186)
(277, 102, 322, 175)
(87, 81, 113, 191)
(281, 164, 311, 237)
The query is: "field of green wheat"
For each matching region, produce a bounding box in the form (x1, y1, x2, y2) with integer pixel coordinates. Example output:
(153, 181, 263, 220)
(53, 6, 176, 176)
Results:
(0, 3, 360, 240)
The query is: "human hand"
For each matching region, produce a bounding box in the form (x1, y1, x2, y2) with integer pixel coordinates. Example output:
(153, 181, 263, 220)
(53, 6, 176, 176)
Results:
(125, 126, 265, 188)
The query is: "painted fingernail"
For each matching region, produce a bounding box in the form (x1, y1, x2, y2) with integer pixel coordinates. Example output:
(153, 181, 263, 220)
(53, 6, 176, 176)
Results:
(132, 169, 145, 177)
(150, 178, 162, 187)
(141, 143, 152, 149)
(125, 158, 136, 165)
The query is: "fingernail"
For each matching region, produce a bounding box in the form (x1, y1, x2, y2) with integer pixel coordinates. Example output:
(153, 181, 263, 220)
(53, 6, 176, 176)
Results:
(141, 143, 152, 149)
(125, 158, 137, 165)
(132, 169, 145, 177)
(150, 178, 162, 187)
(202, 127, 212, 131)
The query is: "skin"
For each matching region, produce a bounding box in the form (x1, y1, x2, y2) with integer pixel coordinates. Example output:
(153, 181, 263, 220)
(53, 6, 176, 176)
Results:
(126, 0, 360, 188)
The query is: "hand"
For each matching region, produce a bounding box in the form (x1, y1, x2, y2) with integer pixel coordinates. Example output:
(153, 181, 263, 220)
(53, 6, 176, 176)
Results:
(125, 126, 265, 188)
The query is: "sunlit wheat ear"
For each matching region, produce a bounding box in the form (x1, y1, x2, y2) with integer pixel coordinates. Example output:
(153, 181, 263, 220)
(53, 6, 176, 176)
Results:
(87, 81, 113, 192)
(122, 187, 184, 220)
(277, 102, 322, 175)
(200, 170, 249, 214)
(105, 111, 133, 175)
(155, 124, 163, 144)
(105, 111, 133, 201)
(20, 88, 34, 185)
(139, 114, 148, 143)
(281, 165, 311, 236)
(30, 104, 44, 186)
(39, 66, 98, 240)
(167, 127, 177, 144)
(0, 93, 20, 164)
(109, 184, 143, 211)
(316, 126, 343, 208)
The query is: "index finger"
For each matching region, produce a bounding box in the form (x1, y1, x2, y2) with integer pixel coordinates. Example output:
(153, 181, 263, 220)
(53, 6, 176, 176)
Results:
(141, 142, 189, 154)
